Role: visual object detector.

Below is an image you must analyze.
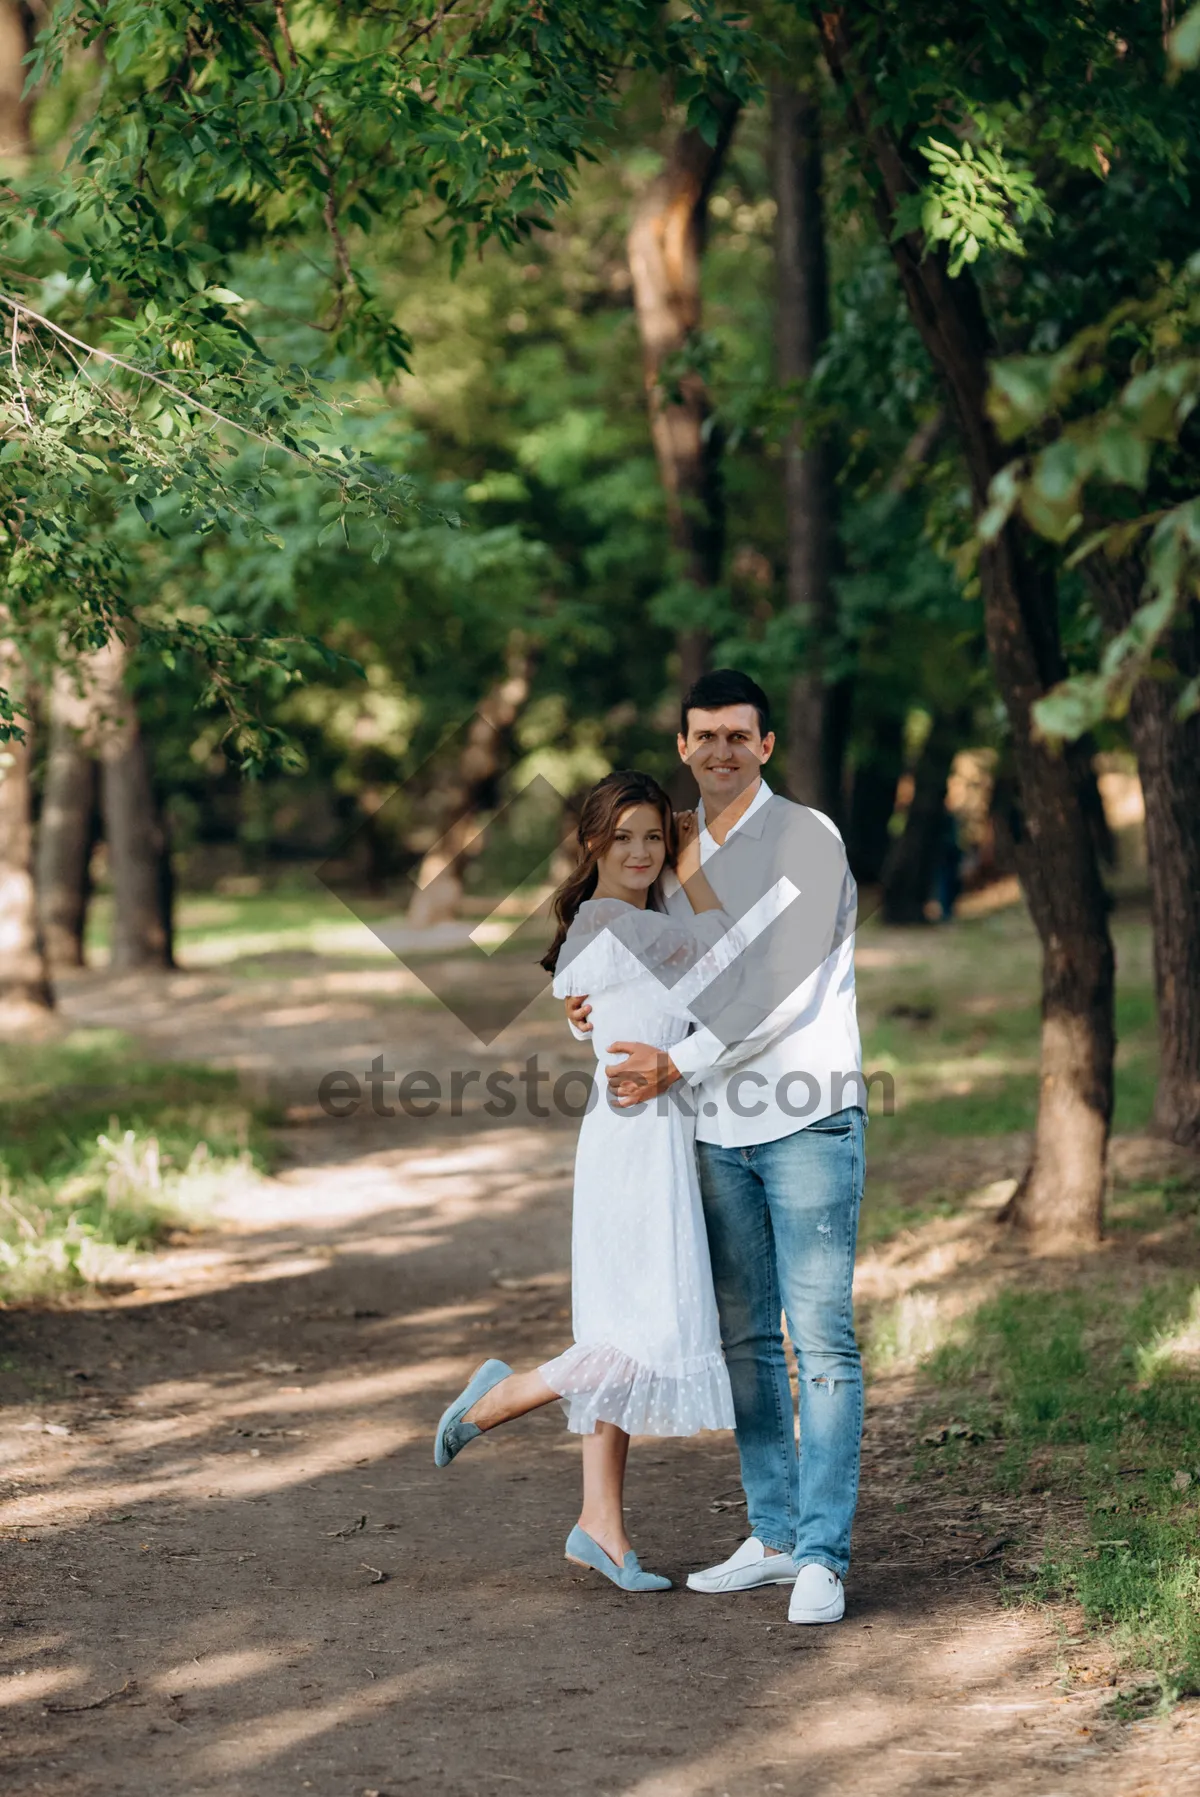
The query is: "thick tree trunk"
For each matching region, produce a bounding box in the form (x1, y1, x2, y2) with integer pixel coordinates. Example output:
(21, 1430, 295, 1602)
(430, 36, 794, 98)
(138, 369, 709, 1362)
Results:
(881, 708, 969, 925)
(36, 665, 98, 968)
(1088, 560, 1200, 1147)
(407, 646, 533, 928)
(0, 637, 52, 1012)
(91, 637, 174, 969)
(771, 78, 845, 819)
(0, 3, 34, 165)
(820, 9, 1115, 1248)
(627, 101, 739, 693)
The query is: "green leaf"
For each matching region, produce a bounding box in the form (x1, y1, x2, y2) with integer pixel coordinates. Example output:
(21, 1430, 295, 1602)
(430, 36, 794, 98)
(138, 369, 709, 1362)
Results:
(1092, 427, 1149, 489)
(1033, 676, 1107, 742)
(979, 463, 1021, 542)
(988, 358, 1058, 441)
(1169, 3, 1200, 69)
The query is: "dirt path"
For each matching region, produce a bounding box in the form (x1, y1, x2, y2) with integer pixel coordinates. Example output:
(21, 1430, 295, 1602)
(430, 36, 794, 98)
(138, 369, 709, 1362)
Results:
(3, 959, 1199, 1795)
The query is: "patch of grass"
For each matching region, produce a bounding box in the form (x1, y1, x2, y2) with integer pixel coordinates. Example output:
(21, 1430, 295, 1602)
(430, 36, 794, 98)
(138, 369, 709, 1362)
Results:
(857, 902, 1159, 1144)
(865, 1287, 961, 1373)
(928, 1279, 1200, 1704)
(858, 1184, 963, 1250)
(85, 886, 398, 968)
(0, 1032, 272, 1305)
(870, 1074, 1039, 1145)
(87, 884, 562, 961)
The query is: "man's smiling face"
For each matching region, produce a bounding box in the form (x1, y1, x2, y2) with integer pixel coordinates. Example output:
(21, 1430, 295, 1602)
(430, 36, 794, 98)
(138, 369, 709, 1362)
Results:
(678, 703, 775, 814)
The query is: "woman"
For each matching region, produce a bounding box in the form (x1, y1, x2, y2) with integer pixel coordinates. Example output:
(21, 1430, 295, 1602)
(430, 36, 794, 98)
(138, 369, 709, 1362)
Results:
(433, 770, 740, 1591)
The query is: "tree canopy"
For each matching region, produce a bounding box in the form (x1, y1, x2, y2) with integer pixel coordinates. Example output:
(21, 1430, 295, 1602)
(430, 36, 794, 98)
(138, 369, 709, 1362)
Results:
(1, 1, 756, 754)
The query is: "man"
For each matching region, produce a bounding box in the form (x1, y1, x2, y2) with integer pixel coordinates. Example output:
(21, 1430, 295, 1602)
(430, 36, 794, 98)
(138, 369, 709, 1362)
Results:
(566, 669, 865, 1624)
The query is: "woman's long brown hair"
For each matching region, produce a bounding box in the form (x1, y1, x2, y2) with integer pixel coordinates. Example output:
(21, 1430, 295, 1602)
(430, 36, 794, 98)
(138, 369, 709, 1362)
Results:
(540, 770, 676, 973)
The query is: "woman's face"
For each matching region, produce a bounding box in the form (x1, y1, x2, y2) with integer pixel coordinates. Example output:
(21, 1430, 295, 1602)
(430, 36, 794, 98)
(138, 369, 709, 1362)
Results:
(592, 802, 668, 902)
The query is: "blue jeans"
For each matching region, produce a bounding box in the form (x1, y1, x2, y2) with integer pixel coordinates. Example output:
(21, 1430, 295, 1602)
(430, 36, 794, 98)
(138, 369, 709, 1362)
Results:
(697, 1108, 865, 1576)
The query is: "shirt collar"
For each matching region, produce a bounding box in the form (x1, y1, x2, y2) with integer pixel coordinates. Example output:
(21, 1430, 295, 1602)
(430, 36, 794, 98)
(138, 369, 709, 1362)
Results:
(697, 776, 772, 843)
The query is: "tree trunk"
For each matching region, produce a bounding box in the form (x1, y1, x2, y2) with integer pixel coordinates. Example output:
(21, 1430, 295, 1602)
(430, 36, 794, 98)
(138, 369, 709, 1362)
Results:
(881, 708, 968, 925)
(1088, 559, 1200, 1148)
(0, 636, 52, 1013)
(771, 78, 845, 819)
(91, 637, 174, 969)
(627, 101, 739, 693)
(36, 665, 99, 968)
(819, 9, 1115, 1248)
(407, 645, 533, 928)
(0, 3, 33, 165)
(846, 712, 904, 884)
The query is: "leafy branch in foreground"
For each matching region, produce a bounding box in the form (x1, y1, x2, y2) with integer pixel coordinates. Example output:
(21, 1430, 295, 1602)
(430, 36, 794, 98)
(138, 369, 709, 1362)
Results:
(1, 2, 758, 736)
(898, 132, 1052, 279)
(967, 12, 1200, 745)
(980, 265, 1200, 741)
(0, 287, 415, 753)
(1, 289, 416, 542)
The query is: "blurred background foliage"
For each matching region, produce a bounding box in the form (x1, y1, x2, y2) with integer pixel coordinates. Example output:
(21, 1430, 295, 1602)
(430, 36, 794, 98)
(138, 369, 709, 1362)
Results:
(12, 52, 996, 893)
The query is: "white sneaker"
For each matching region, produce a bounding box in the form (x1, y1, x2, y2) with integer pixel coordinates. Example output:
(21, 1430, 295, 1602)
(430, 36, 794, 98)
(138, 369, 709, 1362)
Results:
(788, 1562, 845, 1624)
(686, 1537, 798, 1594)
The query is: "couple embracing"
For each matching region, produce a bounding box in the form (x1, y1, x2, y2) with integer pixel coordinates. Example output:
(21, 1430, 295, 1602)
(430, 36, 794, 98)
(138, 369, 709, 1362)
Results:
(435, 669, 865, 1626)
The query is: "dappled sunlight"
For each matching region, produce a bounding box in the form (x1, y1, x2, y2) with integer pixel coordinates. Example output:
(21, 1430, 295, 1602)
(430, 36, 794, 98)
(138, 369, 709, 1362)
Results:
(197, 1673, 432, 1776)
(256, 1001, 377, 1029)
(851, 943, 933, 972)
(0, 1349, 466, 1527)
(602, 1606, 1105, 1797)
(183, 921, 394, 966)
(4, 1109, 1188, 1797)
(1139, 1284, 1200, 1374)
(5, 912, 1195, 1796)
(148, 1647, 281, 1695)
(0, 1668, 80, 1708)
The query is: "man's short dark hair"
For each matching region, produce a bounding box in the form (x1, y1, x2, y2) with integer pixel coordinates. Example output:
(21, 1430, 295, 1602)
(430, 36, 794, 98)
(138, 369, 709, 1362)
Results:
(680, 669, 771, 740)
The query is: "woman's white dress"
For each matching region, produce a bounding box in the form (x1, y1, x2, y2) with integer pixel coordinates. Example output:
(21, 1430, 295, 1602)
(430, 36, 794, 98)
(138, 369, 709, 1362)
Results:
(541, 897, 739, 1438)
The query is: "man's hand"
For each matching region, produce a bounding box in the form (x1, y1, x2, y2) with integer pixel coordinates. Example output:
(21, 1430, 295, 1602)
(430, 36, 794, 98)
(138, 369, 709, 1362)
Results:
(565, 995, 592, 1034)
(605, 1042, 682, 1107)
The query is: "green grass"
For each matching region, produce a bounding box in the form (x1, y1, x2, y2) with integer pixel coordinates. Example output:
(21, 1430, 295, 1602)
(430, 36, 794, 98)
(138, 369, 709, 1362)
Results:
(0, 1032, 272, 1305)
(858, 903, 1159, 1146)
(928, 1279, 1200, 1705)
(851, 895, 1199, 1700)
(85, 886, 384, 967)
(83, 884, 553, 978)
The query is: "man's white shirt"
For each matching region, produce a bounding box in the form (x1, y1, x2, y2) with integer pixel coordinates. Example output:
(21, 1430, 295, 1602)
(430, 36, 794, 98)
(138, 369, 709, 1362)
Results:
(565, 778, 863, 1146)
(660, 779, 863, 1147)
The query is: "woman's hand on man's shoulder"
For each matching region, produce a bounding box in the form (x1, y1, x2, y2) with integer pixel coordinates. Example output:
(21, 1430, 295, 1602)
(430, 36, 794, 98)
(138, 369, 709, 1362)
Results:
(674, 808, 702, 883)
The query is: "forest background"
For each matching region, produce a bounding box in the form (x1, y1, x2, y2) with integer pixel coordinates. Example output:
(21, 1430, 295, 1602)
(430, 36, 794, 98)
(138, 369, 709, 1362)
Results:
(4, 0, 1200, 1722)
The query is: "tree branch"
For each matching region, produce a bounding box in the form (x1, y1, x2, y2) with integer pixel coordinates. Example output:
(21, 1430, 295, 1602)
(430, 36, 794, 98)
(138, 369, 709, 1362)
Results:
(0, 293, 310, 463)
(9, 307, 32, 429)
(270, 1, 353, 323)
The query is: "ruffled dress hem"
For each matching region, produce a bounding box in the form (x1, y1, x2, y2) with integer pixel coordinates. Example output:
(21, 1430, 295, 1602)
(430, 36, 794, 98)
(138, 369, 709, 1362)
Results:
(538, 1340, 735, 1438)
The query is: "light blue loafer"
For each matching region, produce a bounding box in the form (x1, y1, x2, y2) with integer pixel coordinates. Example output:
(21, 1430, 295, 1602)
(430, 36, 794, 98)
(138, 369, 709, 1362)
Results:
(565, 1525, 672, 1592)
(434, 1358, 513, 1467)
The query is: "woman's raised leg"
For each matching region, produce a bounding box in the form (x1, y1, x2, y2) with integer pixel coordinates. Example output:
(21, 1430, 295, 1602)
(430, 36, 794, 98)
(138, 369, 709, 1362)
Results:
(464, 1367, 558, 1430)
(435, 1359, 556, 1467)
